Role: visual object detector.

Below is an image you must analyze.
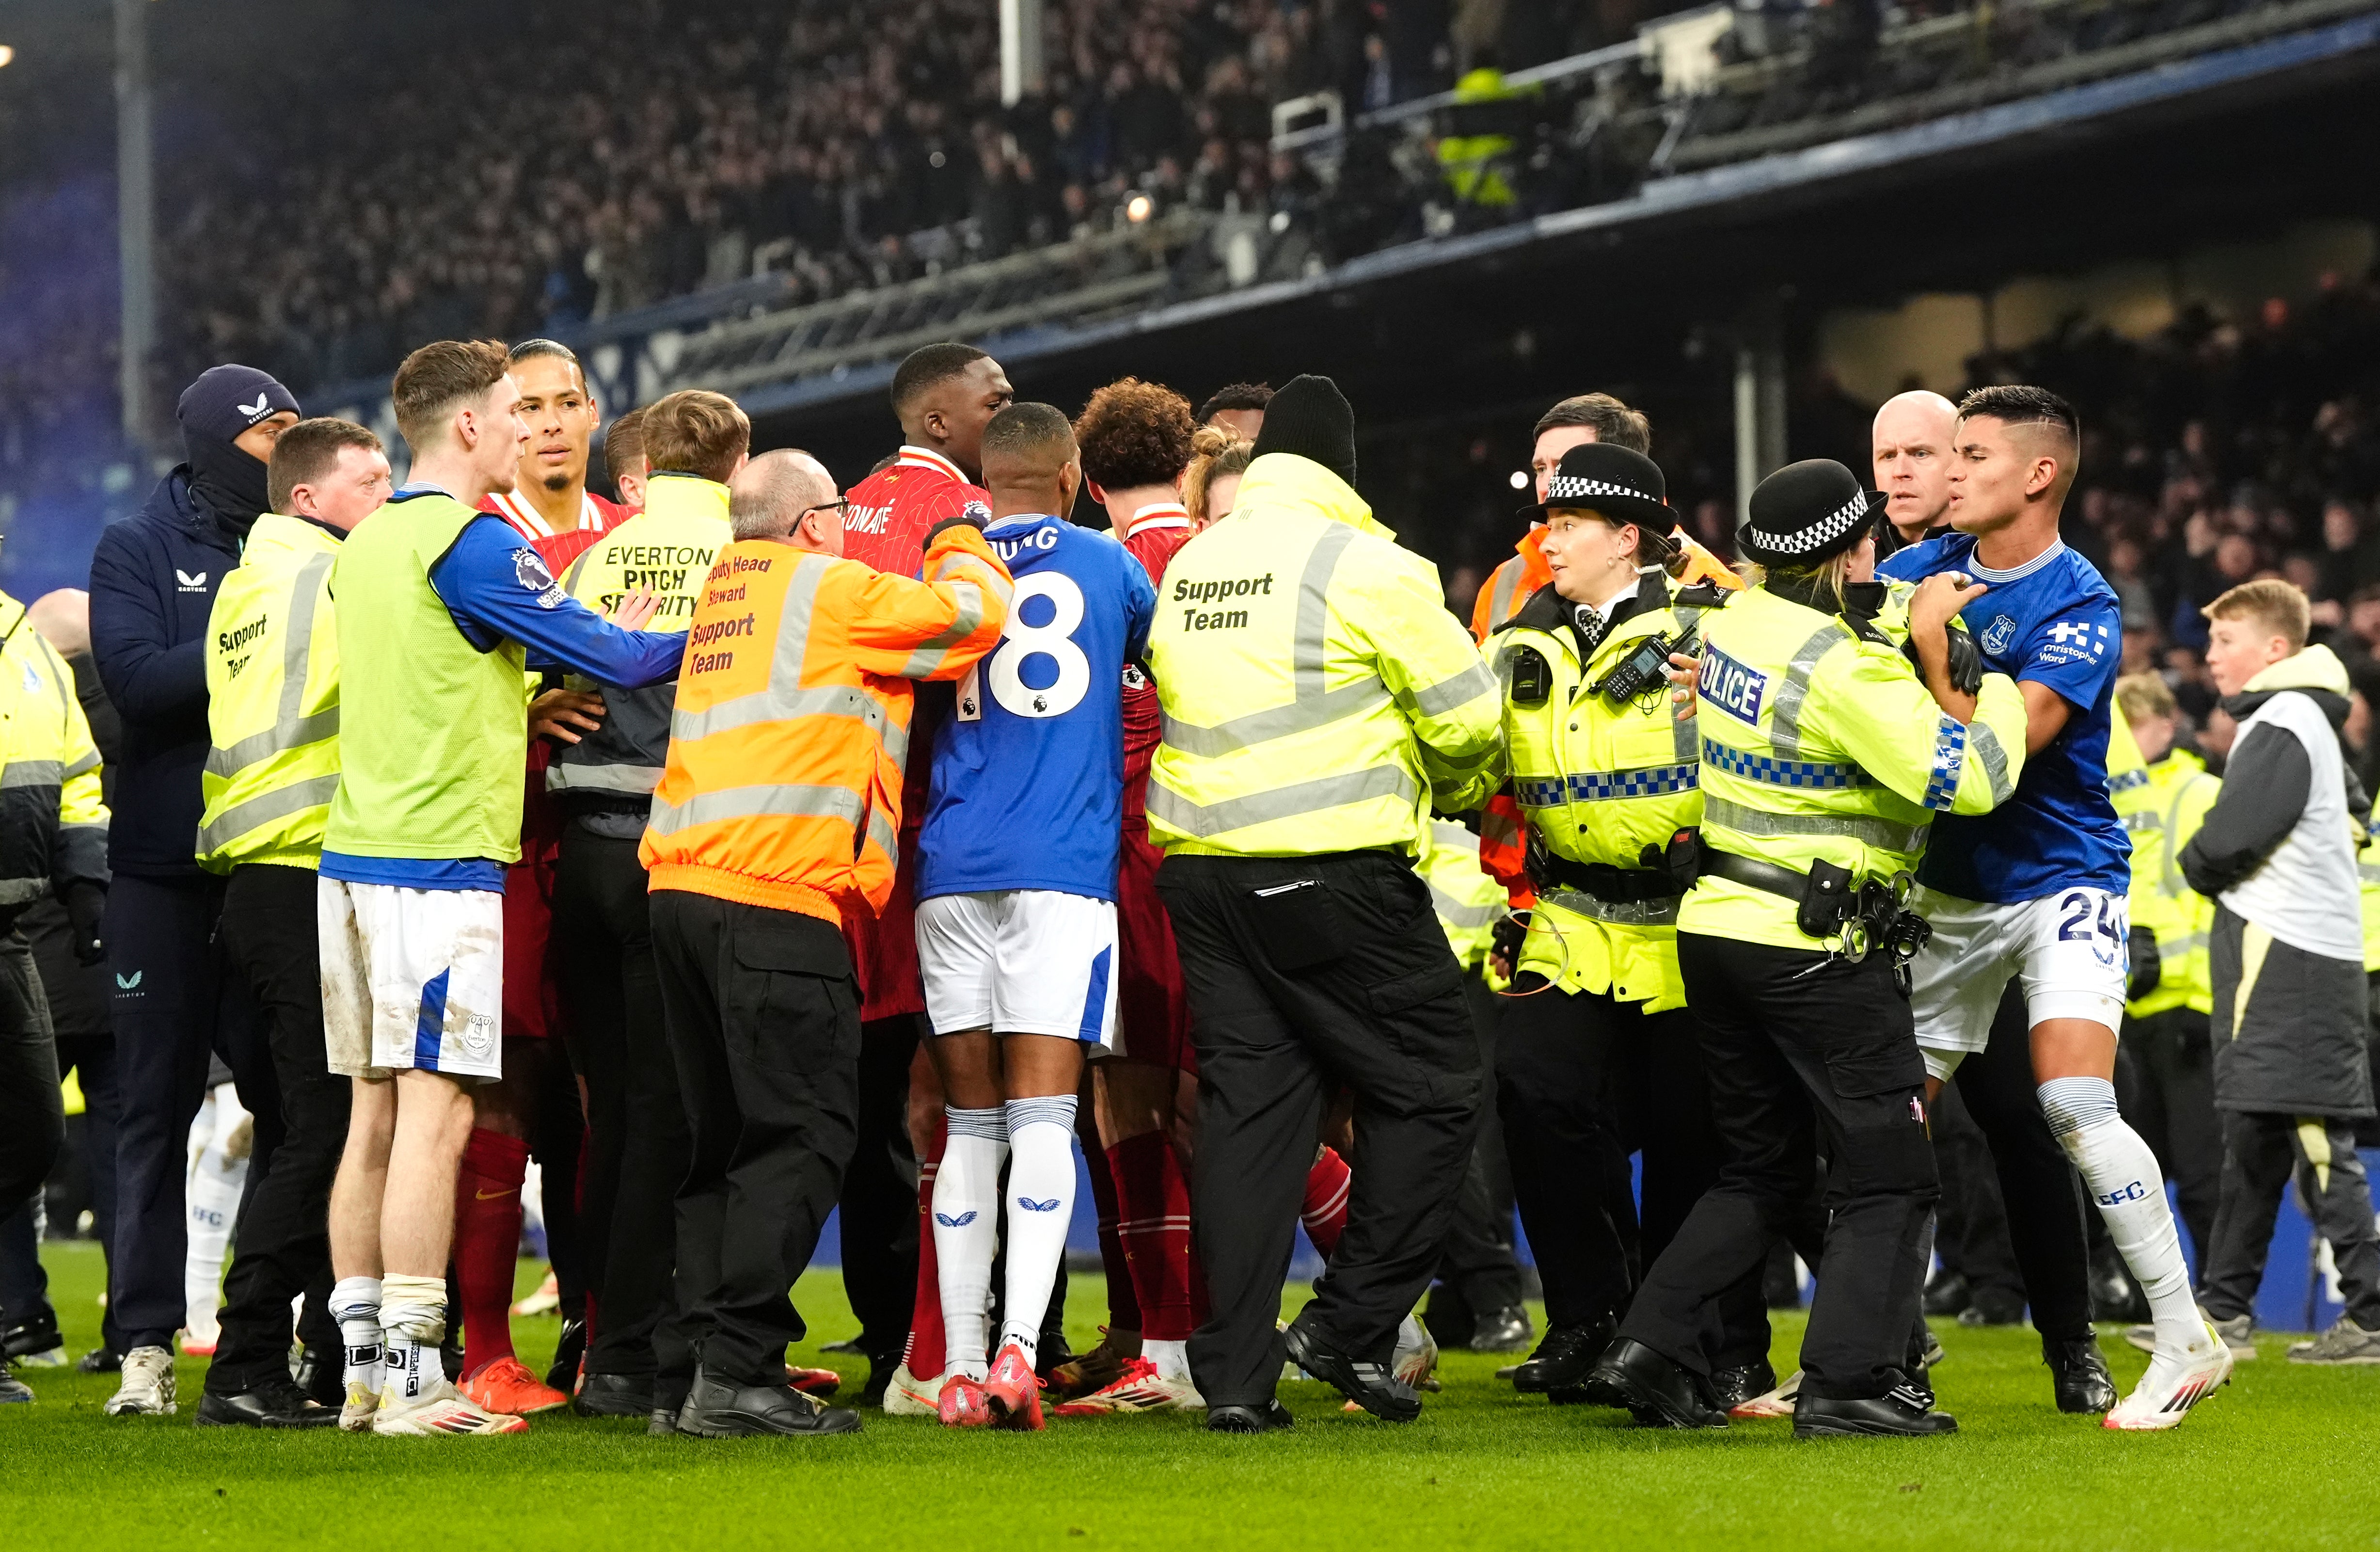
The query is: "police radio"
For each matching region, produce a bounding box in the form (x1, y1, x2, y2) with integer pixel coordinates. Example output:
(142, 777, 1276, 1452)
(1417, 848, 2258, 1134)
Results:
(1594, 625, 1698, 708)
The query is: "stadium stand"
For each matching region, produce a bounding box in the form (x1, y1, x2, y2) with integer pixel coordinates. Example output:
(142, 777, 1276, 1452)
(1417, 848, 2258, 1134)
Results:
(143, 0, 2370, 407)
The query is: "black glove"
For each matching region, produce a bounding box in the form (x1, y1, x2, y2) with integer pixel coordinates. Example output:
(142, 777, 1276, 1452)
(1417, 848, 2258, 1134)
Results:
(2125, 924, 2161, 1002)
(64, 880, 107, 966)
(1903, 626, 1984, 696)
(923, 510, 989, 546)
(1491, 912, 1526, 970)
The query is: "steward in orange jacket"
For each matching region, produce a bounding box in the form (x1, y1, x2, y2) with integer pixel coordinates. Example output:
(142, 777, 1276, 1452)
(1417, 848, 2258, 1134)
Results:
(643, 449, 1011, 1433)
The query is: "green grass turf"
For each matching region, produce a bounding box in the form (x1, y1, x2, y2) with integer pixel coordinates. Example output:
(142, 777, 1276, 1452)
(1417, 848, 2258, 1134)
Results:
(5, 1240, 2376, 1551)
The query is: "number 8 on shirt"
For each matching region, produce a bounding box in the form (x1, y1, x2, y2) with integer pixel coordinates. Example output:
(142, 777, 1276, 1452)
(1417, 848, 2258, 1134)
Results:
(917, 515, 1159, 1043)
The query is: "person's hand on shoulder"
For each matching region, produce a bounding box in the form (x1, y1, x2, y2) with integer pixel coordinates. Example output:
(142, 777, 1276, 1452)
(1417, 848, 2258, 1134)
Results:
(610, 586, 662, 631)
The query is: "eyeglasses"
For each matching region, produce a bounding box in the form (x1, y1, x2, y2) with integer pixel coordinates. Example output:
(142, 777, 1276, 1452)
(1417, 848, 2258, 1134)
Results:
(799, 499, 848, 523)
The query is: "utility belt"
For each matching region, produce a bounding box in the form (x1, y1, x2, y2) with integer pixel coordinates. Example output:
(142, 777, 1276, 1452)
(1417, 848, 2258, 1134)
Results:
(1527, 848, 1678, 906)
(1696, 842, 1933, 983)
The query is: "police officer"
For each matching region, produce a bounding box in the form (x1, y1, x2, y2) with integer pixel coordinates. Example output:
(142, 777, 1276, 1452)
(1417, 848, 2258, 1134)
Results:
(1586, 459, 2029, 1438)
(192, 417, 390, 1426)
(1484, 443, 1777, 1408)
(1142, 375, 1505, 1431)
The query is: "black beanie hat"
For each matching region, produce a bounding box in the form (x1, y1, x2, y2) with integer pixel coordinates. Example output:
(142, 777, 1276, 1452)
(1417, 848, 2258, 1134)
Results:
(1251, 374, 1357, 489)
(177, 364, 300, 528)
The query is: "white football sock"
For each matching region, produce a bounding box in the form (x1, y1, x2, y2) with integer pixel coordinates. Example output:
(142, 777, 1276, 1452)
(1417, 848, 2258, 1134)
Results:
(999, 1094, 1080, 1368)
(183, 1087, 251, 1337)
(380, 1274, 449, 1403)
(1142, 1338, 1191, 1382)
(329, 1276, 384, 1403)
(2040, 1077, 2203, 1353)
(935, 1107, 1007, 1382)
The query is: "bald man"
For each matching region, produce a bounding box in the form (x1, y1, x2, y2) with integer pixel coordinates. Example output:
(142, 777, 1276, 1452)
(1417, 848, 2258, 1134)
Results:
(1872, 389, 1959, 556)
(730, 450, 842, 547)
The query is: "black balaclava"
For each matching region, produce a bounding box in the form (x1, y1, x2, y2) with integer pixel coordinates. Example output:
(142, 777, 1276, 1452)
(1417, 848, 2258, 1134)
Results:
(176, 364, 300, 531)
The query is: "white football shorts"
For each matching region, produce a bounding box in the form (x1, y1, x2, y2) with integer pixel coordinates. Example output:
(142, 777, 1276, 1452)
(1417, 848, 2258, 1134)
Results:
(1907, 884, 2129, 1080)
(318, 877, 505, 1082)
(915, 888, 1119, 1048)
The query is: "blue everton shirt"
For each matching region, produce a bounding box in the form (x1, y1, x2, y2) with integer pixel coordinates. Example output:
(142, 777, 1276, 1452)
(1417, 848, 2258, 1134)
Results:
(1879, 533, 2129, 902)
(918, 513, 1158, 903)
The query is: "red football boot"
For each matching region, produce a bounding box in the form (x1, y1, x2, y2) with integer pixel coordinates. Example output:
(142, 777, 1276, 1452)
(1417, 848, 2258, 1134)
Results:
(984, 1342, 1047, 1431)
(937, 1373, 993, 1428)
(786, 1365, 841, 1399)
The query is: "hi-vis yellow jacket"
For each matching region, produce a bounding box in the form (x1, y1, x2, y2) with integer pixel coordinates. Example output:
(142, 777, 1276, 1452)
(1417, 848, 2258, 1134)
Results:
(197, 514, 342, 869)
(1420, 817, 1506, 972)
(2110, 708, 2218, 1018)
(549, 471, 730, 807)
(0, 592, 108, 907)
(1681, 580, 2029, 950)
(1490, 574, 1721, 1010)
(1145, 453, 1505, 858)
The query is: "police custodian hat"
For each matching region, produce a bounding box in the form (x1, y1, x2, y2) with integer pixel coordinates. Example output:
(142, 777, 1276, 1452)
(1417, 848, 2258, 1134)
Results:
(1738, 459, 1889, 566)
(1523, 442, 1676, 535)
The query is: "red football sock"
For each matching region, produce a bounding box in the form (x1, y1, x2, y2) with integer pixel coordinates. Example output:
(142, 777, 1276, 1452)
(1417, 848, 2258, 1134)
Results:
(1111, 1130, 1206, 1341)
(455, 1128, 530, 1380)
(902, 1115, 948, 1380)
(1081, 1109, 1143, 1335)
(1301, 1146, 1351, 1262)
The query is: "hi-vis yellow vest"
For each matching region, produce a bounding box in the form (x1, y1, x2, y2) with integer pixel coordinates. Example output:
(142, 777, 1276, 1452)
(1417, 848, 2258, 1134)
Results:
(1489, 576, 1717, 1009)
(1145, 453, 1504, 859)
(2112, 709, 2218, 1018)
(198, 514, 343, 870)
(0, 592, 107, 902)
(2360, 797, 2380, 974)
(1681, 582, 2029, 951)
(549, 472, 726, 802)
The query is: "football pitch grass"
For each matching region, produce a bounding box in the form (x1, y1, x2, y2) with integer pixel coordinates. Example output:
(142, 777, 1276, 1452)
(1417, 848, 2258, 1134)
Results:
(6, 1241, 2375, 1551)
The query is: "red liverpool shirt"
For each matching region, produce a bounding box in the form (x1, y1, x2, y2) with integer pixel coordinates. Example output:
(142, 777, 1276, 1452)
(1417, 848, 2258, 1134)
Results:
(840, 445, 992, 1019)
(1117, 501, 1195, 824)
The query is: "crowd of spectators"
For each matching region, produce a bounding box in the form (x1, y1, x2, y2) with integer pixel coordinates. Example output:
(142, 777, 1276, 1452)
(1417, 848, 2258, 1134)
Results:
(164, 0, 1476, 399)
(152, 0, 1679, 399)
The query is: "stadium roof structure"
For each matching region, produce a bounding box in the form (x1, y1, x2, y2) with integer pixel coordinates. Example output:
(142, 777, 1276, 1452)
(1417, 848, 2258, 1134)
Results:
(316, 0, 2380, 473)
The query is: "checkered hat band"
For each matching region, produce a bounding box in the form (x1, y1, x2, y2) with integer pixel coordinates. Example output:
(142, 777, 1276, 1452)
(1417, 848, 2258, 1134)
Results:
(1547, 475, 1660, 506)
(1748, 491, 1871, 556)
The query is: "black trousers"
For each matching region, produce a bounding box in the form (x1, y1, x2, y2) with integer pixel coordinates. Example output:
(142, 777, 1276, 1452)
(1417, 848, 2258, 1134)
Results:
(653, 890, 861, 1389)
(837, 1014, 922, 1364)
(1157, 850, 1483, 1410)
(0, 1056, 122, 1351)
(2201, 1109, 2380, 1328)
(1624, 934, 1936, 1401)
(104, 874, 274, 1350)
(204, 865, 347, 1394)
(554, 829, 690, 1383)
(15, 895, 125, 1348)
(1428, 975, 1523, 1328)
(2116, 1008, 2223, 1265)
(0, 932, 62, 1218)
(1498, 971, 1770, 1362)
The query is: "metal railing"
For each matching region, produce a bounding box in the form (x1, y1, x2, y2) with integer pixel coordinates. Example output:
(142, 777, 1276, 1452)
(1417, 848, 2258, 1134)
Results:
(659, 209, 1213, 398)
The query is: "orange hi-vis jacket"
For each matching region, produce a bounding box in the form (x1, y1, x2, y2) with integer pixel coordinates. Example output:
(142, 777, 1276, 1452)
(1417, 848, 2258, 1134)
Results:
(640, 524, 1013, 925)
